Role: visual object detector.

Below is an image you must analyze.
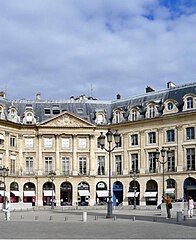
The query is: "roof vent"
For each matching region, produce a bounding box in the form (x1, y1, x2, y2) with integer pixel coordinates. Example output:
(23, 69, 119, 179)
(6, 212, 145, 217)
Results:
(146, 86, 155, 93)
(116, 94, 121, 100)
(167, 81, 176, 89)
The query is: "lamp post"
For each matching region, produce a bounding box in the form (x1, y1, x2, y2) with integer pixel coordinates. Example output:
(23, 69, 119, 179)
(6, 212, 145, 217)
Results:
(48, 170, 56, 209)
(98, 129, 121, 218)
(155, 147, 172, 203)
(130, 169, 139, 210)
(0, 166, 9, 209)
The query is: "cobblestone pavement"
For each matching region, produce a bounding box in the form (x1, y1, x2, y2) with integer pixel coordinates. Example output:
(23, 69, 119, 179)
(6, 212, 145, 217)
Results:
(0, 209, 195, 239)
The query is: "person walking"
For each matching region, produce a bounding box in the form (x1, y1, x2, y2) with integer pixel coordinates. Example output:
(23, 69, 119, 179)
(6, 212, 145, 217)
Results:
(165, 194, 172, 219)
(188, 196, 194, 218)
(3, 200, 11, 221)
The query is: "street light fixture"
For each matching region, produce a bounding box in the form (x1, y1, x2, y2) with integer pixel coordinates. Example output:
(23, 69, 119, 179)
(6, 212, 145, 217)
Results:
(0, 166, 9, 209)
(98, 129, 121, 218)
(48, 170, 56, 209)
(155, 147, 172, 203)
(130, 168, 139, 210)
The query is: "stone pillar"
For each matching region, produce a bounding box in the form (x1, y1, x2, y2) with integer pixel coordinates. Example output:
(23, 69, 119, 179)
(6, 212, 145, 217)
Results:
(139, 130, 146, 174)
(176, 125, 183, 171)
(37, 134, 43, 175)
(89, 135, 95, 175)
(55, 135, 60, 175)
(72, 135, 78, 176)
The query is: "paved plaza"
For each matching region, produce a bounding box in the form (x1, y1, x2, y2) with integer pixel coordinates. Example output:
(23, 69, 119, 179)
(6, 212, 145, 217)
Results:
(0, 208, 195, 239)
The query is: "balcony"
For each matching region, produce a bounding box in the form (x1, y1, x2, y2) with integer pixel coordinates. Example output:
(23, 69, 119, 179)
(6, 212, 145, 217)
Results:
(112, 171, 123, 176)
(61, 171, 72, 176)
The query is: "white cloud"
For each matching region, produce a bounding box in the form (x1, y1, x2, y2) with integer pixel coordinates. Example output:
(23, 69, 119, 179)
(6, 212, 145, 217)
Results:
(0, 0, 195, 100)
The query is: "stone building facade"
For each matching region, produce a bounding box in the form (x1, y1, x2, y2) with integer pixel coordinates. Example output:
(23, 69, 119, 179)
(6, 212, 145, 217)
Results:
(0, 81, 196, 207)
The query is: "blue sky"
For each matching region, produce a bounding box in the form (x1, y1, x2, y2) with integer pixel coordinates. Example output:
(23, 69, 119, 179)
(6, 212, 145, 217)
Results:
(0, 0, 195, 100)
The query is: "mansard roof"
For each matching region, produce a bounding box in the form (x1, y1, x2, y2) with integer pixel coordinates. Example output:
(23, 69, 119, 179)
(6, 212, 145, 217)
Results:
(0, 82, 195, 125)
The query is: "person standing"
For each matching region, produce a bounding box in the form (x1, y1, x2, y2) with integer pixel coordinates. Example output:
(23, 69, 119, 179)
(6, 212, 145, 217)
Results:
(165, 194, 172, 219)
(188, 196, 194, 218)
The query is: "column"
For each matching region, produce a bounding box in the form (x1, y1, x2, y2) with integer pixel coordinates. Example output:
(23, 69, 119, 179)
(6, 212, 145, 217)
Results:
(72, 135, 78, 176)
(176, 125, 183, 171)
(89, 135, 95, 175)
(55, 135, 60, 175)
(37, 134, 43, 175)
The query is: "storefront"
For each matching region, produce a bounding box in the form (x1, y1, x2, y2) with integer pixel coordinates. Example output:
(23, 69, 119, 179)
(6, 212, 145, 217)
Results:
(96, 181, 108, 205)
(78, 181, 90, 206)
(60, 182, 72, 206)
(113, 181, 123, 206)
(43, 182, 55, 206)
(23, 182, 36, 206)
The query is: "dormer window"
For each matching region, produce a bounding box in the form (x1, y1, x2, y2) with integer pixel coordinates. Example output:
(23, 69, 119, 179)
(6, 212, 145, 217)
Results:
(187, 97, 193, 109)
(129, 108, 138, 121)
(149, 105, 155, 118)
(23, 111, 36, 125)
(97, 114, 104, 125)
(0, 105, 5, 120)
(167, 102, 173, 110)
(183, 94, 196, 111)
(116, 111, 120, 123)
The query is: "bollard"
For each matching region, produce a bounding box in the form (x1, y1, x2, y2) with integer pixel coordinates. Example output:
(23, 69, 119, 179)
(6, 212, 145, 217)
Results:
(49, 216, 53, 221)
(65, 216, 68, 221)
(21, 215, 24, 219)
(183, 215, 186, 221)
(35, 216, 38, 220)
(82, 212, 87, 222)
(176, 211, 183, 223)
(133, 216, 136, 221)
(95, 216, 98, 221)
(114, 216, 117, 221)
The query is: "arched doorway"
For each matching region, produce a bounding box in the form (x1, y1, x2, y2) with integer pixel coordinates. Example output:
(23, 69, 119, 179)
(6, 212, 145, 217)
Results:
(10, 182, 20, 203)
(60, 181, 72, 206)
(184, 177, 196, 201)
(128, 181, 140, 206)
(144, 180, 158, 205)
(23, 182, 36, 206)
(113, 181, 123, 206)
(43, 182, 56, 206)
(96, 181, 108, 205)
(166, 179, 176, 201)
(78, 181, 90, 206)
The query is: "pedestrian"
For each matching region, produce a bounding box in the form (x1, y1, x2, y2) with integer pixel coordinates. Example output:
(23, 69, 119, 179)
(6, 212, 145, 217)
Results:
(3, 200, 11, 221)
(188, 196, 194, 218)
(165, 194, 172, 219)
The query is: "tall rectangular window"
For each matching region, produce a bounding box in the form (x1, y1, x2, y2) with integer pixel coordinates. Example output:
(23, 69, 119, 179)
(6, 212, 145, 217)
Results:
(131, 154, 138, 171)
(79, 156, 87, 175)
(10, 136, 16, 147)
(131, 134, 138, 146)
(62, 138, 70, 149)
(79, 138, 87, 148)
(44, 138, 53, 148)
(45, 157, 53, 175)
(186, 127, 195, 140)
(25, 138, 34, 148)
(97, 156, 105, 175)
(167, 150, 175, 172)
(166, 130, 175, 142)
(62, 157, 70, 175)
(26, 157, 33, 174)
(115, 155, 122, 175)
(186, 148, 195, 170)
(148, 132, 156, 144)
(148, 152, 156, 173)
(10, 155, 16, 174)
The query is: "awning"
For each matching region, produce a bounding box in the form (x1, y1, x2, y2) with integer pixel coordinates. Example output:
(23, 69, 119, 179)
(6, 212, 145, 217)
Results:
(43, 190, 55, 197)
(96, 190, 108, 197)
(127, 192, 140, 197)
(0, 191, 9, 197)
(23, 191, 36, 197)
(11, 191, 21, 196)
(78, 190, 90, 196)
(166, 188, 175, 194)
(144, 192, 157, 197)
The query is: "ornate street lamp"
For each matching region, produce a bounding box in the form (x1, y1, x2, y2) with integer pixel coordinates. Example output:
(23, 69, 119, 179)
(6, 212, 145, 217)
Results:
(98, 129, 121, 218)
(130, 169, 139, 210)
(156, 147, 172, 203)
(0, 166, 9, 209)
(48, 170, 56, 209)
